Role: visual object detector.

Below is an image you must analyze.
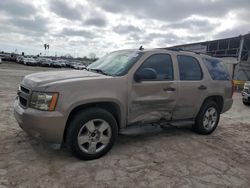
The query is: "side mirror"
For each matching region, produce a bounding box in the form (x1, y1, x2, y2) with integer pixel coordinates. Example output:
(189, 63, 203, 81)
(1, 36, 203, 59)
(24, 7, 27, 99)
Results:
(134, 68, 157, 82)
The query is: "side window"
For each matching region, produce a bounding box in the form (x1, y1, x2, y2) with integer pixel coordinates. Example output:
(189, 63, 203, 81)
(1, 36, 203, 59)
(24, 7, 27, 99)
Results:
(138, 54, 173, 80)
(203, 58, 230, 80)
(177, 55, 202, 80)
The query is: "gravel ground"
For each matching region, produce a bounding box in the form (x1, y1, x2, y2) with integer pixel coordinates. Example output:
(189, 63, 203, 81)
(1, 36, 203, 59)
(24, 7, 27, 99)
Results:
(0, 62, 250, 188)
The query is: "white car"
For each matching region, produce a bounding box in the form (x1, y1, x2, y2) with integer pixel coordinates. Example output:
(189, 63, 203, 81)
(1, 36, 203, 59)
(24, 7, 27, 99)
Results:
(16, 56, 24, 64)
(23, 58, 38, 66)
(242, 81, 250, 105)
(72, 63, 86, 70)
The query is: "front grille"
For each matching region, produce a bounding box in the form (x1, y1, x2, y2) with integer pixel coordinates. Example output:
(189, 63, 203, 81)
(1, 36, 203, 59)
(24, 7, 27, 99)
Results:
(18, 85, 31, 108)
(20, 86, 30, 94)
(19, 96, 27, 106)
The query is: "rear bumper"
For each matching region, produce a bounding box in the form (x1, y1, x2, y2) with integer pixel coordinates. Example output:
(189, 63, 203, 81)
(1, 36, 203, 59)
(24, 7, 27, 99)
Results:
(221, 98, 233, 113)
(14, 98, 66, 144)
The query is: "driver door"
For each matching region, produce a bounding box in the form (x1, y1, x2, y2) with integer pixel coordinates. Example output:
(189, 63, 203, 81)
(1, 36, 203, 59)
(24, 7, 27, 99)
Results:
(128, 53, 178, 124)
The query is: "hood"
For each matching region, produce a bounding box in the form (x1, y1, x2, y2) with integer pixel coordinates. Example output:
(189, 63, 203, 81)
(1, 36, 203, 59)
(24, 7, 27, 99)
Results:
(22, 70, 106, 89)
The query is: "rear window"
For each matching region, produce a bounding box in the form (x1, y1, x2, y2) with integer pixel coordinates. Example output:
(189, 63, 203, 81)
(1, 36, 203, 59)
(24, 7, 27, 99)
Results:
(203, 58, 230, 80)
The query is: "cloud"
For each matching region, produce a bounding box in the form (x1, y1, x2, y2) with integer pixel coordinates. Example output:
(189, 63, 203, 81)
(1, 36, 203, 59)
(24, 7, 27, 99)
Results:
(93, 0, 250, 21)
(84, 17, 107, 27)
(166, 19, 218, 33)
(8, 16, 48, 33)
(214, 26, 250, 39)
(61, 28, 95, 39)
(113, 25, 142, 34)
(0, 0, 249, 57)
(49, 0, 83, 20)
(0, 0, 36, 17)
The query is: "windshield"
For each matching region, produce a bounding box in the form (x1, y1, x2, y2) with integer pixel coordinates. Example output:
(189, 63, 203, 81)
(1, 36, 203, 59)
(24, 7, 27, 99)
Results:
(87, 51, 143, 76)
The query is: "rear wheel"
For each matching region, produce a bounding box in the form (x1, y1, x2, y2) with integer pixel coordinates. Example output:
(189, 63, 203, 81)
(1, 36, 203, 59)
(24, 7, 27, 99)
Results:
(193, 100, 220, 135)
(66, 108, 118, 160)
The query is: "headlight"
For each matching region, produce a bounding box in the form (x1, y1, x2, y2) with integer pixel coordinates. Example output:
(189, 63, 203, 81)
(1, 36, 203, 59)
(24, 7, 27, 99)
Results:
(30, 92, 59, 111)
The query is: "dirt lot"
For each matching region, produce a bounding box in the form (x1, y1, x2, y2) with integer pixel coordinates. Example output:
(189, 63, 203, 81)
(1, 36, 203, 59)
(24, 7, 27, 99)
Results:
(0, 62, 250, 188)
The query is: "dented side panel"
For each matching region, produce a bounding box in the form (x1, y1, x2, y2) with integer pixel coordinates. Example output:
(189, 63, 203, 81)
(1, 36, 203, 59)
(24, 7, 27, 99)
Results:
(128, 81, 177, 124)
(126, 51, 179, 125)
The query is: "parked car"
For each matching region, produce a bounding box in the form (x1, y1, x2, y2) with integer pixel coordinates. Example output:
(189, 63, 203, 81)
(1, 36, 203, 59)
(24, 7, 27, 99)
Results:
(51, 61, 60, 68)
(0, 57, 2, 64)
(72, 63, 86, 70)
(23, 58, 38, 66)
(69, 61, 80, 68)
(242, 81, 250, 105)
(16, 56, 24, 64)
(57, 60, 67, 67)
(51, 60, 63, 68)
(14, 49, 233, 160)
(40, 59, 53, 67)
(65, 61, 72, 68)
(1, 54, 15, 62)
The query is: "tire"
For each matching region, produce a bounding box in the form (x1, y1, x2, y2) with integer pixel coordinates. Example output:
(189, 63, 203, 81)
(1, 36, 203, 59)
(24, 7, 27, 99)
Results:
(243, 101, 250, 106)
(66, 108, 118, 160)
(193, 100, 220, 135)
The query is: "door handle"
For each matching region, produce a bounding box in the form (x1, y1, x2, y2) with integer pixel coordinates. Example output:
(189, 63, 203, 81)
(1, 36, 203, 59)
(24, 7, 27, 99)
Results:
(163, 87, 176, 92)
(198, 85, 207, 90)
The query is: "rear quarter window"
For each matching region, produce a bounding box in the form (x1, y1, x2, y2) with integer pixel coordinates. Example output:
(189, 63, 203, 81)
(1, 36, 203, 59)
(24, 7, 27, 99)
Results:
(203, 58, 230, 80)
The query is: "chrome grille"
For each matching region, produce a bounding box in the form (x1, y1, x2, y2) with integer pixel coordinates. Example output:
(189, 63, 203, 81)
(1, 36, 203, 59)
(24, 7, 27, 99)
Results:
(18, 85, 31, 108)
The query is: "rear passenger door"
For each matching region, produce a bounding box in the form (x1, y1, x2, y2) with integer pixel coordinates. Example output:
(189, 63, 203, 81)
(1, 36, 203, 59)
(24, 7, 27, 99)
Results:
(128, 53, 178, 124)
(173, 55, 206, 120)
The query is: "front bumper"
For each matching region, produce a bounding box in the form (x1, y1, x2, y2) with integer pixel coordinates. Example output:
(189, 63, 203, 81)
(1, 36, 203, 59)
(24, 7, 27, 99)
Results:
(14, 98, 66, 144)
(242, 92, 250, 102)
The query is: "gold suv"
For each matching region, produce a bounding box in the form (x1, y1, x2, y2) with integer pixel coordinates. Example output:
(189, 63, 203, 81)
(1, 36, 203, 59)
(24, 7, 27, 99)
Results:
(14, 49, 233, 160)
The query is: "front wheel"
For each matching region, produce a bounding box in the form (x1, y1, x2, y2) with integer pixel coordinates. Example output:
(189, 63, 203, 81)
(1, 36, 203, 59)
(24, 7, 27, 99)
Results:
(66, 108, 118, 160)
(243, 101, 250, 106)
(193, 100, 220, 135)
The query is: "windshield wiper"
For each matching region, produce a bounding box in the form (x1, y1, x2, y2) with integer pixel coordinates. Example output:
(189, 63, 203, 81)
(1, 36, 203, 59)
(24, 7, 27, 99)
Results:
(87, 68, 112, 76)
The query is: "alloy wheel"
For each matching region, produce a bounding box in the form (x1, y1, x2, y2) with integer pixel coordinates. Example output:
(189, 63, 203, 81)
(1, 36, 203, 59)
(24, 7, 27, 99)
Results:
(77, 119, 111, 154)
(203, 107, 218, 130)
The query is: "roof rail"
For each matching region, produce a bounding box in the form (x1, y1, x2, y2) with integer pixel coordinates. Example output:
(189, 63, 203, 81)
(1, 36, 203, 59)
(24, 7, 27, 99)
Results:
(156, 47, 215, 57)
(164, 47, 213, 56)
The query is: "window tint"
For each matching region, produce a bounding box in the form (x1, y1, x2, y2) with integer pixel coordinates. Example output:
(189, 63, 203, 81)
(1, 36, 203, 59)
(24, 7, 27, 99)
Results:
(177, 55, 202, 80)
(203, 58, 230, 80)
(138, 54, 173, 80)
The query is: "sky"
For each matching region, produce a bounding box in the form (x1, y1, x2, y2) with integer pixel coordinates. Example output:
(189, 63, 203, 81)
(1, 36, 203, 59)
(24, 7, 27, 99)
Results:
(0, 0, 249, 57)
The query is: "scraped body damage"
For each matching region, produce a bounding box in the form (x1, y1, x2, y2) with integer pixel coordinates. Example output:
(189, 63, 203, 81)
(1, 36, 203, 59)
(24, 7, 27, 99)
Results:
(128, 81, 177, 124)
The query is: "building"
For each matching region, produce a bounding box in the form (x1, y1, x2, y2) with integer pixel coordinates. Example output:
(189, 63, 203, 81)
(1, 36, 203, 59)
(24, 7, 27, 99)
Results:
(167, 33, 250, 81)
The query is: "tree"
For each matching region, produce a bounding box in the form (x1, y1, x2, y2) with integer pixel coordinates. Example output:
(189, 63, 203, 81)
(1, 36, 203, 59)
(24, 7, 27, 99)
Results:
(44, 44, 50, 56)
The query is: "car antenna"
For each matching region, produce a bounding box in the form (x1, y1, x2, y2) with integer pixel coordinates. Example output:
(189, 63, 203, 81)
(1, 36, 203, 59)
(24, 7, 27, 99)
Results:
(139, 46, 144, 50)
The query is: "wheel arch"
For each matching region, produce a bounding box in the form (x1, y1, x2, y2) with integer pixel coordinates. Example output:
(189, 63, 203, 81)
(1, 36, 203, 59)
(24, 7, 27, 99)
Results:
(63, 101, 122, 143)
(200, 95, 224, 114)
